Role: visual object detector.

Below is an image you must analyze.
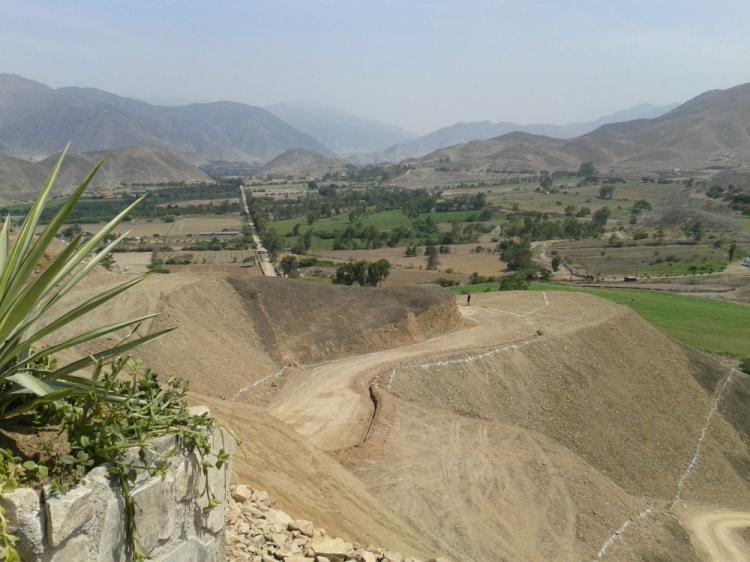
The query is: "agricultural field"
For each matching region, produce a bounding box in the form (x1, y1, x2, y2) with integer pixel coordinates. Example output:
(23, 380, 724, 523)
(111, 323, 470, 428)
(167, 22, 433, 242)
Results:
(551, 239, 730, 278)
(246, 182, 309, 199)
(159, 249, 256, 265)
(103, 215, 243, 238)
(112, 251, 152, 274)
(312, 243, 505, 278)
(251, 172, 750, 288)
(485, 181, 685, 217)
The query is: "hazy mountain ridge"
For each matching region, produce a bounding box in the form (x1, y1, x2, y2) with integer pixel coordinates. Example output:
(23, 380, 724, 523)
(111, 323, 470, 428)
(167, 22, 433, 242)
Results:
(267, 101, 416, 155)
(0, 74, 332, 164)
(0, 145, 212, 201)
(411, 84, 750, 172)
(365, 103, 678, 163)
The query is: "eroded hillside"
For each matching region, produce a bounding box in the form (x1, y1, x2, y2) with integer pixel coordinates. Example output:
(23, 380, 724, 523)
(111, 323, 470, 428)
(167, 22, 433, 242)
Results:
(56, 272, 750, 560)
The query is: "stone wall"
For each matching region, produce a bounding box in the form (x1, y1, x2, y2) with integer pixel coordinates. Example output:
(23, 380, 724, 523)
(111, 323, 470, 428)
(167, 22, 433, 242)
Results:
(1, 412, 234, 562)
(225, 485, 451, 562)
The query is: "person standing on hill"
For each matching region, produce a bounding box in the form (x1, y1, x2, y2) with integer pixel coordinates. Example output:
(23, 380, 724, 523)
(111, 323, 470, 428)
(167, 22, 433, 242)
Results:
(466, 293, 471, 306)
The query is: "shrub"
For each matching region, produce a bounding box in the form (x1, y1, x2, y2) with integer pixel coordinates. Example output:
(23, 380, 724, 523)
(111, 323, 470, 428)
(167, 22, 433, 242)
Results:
(499, 270, 533, 290)
(0, 149, 228, 561)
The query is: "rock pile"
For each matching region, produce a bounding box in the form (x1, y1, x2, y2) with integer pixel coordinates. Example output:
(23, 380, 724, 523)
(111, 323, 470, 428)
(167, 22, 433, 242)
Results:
(225, 485, 449, 562)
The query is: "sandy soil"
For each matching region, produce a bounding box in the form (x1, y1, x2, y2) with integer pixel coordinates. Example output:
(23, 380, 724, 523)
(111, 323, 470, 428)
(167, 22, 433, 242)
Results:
(253, 291, 750, 560)
(53, 267, 750, 561)
(679, 505, 750, 561)
(86, 214, 242, 238)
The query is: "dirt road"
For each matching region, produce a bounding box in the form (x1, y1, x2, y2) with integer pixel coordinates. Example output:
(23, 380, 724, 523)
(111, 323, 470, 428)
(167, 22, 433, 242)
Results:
(267, 291, 620, 452)
(680, 507, 750, 561)
(241, 186, 277, 277)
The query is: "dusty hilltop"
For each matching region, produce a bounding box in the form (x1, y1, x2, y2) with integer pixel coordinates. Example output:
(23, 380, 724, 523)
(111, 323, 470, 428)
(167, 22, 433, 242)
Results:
(54, 272, 750, 561)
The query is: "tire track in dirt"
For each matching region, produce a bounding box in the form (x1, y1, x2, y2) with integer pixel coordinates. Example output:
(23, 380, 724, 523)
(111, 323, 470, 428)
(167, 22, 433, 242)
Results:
(681, 509, 750, 561)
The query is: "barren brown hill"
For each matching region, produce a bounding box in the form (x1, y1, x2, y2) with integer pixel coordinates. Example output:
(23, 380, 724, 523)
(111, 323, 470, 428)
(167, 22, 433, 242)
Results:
(0, 153, 49, 202)
(413, 82, 750, 173)
(228, 276, 462, 365)
(255, 148, 346, 179)
(52, 271, 750, 560)
(0, 146, 212, 201)
(41, 145, 213, 188)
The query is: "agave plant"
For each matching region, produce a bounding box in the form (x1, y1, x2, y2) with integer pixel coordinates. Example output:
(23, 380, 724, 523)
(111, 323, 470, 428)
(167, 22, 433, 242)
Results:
(0, 146, 173, 420)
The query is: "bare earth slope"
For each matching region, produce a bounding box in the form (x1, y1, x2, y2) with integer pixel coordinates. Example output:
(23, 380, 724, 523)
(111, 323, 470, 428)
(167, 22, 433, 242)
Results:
(261, 291, 750, 561)
(256, 148, 346, 178)
(228, 277, 462, 365)
(0, 146, 212, 200)
(56, 270, 750, 560)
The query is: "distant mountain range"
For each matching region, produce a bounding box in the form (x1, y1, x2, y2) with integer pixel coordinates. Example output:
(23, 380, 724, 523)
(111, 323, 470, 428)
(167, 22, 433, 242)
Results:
(1, 73, 748, 189)
(411, 83, 750, 172)
(266, 101, 416, 156)
(0, 146, 211, 201)
(361, 103, 678, 163)
(0, 74, 330, 164)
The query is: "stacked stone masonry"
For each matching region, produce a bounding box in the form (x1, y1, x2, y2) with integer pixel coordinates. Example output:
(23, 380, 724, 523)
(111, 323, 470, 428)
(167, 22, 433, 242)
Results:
(225, 485, 451, 562)
(1, 413, 234, 562)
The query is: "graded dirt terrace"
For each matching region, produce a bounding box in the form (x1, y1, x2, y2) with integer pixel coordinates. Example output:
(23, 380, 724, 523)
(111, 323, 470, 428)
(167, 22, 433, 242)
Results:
(55, 272, 750, 561)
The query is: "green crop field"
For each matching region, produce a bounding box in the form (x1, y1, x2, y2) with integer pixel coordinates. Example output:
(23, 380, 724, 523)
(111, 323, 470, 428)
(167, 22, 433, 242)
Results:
(419, 210, 497, 223)
(271, 209, 413, 238)
(451, 282, 750, 358)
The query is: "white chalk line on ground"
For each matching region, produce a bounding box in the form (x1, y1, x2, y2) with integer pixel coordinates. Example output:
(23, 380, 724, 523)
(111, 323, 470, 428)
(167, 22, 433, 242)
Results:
(385, 293, 550, 391)
(233, 365, 290, 400)
(482, 291, 550, 319)
(673, 368, 736, 505)
(593, 508, 655, 562)
(592, 367, 737, 561)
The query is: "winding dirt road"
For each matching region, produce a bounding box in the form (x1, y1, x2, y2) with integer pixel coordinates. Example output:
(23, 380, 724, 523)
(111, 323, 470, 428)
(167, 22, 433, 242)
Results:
(681, 507, 750, 561)
(266, 291, 619, 452)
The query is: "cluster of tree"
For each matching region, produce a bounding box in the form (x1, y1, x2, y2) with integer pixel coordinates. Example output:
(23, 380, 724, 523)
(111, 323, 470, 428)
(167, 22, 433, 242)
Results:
(279, 255, 300, 278)
(577, 162, 599, 183)
(498, 237, 534, 271)
(705, 183, 750, 215)
(5, 181, 242, 225)
(263, 187, 438, 224)
(434, 193, 487, 212)
(598, 184, 615, 199)
(324, 214, 486, 252)
(333, 259, 392, 287)
(424, 244, 440, 270)
(331, 164, 412, 183)
(246, 196, 282, 259)
(503, 212, 606, 241)
(683, 221, 704, 242)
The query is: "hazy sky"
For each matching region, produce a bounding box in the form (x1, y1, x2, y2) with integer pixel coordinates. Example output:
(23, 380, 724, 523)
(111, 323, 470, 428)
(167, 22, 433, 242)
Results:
(2, 0, 749, 133)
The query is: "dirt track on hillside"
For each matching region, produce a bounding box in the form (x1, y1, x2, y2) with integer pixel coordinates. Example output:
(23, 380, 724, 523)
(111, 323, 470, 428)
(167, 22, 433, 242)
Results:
(680, 506, 750, 561)
(260, 291, 750, 560)
(56, 272, 750, 560)
(267, 291, 620, 451)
